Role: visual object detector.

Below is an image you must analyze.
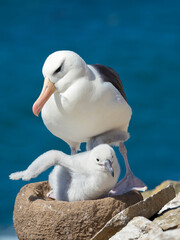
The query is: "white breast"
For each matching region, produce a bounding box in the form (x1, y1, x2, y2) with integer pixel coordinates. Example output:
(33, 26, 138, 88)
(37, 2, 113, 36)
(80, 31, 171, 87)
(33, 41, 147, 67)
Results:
(41, 70, 132, 144)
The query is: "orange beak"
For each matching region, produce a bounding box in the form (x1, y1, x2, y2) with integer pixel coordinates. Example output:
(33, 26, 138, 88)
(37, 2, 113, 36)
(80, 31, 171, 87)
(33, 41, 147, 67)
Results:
(32, 77, 56, 117)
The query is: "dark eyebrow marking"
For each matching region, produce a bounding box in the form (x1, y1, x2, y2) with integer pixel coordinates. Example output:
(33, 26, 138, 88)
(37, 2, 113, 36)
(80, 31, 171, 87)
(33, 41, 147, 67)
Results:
(53, 60, 64, 75)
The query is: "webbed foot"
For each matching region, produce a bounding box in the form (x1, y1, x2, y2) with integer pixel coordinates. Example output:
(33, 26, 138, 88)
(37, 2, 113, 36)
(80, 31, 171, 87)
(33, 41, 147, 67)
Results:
(109, 170, 147, 196)
(109, 142, 147, 196)
(47, 190, 56, 200)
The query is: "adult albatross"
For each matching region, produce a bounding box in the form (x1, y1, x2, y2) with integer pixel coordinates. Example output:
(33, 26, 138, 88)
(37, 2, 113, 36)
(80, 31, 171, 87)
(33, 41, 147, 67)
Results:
(32, 50, 147, 195)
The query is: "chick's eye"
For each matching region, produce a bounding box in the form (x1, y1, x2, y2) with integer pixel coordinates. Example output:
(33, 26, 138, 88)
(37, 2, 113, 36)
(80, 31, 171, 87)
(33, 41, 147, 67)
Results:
(96, 158, 100, 162)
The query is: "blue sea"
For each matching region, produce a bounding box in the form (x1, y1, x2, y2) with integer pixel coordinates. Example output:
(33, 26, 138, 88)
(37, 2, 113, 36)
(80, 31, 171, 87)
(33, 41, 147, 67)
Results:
(0, 0, 180, 239)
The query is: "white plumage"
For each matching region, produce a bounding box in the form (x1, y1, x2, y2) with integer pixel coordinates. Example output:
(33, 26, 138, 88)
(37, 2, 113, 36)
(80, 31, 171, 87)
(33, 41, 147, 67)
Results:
(33, 51, 131, 150)
(32, 50, 147, 195)
(10, 144, 120, 201)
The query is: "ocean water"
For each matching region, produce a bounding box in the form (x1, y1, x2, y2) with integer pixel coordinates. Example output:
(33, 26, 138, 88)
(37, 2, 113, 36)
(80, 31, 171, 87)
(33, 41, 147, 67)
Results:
(0, 0, 180, 238)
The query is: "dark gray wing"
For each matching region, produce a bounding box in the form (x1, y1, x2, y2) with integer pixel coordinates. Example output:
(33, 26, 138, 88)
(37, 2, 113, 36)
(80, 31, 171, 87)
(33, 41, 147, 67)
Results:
(91, 64, 127, 101)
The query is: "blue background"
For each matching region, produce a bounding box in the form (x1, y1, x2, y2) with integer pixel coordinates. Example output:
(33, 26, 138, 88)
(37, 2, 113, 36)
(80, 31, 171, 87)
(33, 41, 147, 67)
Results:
(0, 0, 179, 239)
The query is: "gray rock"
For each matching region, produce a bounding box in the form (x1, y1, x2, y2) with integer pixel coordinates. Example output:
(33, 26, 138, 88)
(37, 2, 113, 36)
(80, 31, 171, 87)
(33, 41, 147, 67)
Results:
(154, 208, 180, 231)
(155, 229, 180, 240)
(154, 193, 180, 230)
(91, 185, 175, 240)
(109, 216, 163, 240)
(158, 192, 180, 214)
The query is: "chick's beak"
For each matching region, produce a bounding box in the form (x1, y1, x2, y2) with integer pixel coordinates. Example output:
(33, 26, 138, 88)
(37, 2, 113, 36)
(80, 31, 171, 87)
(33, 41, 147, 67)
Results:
(105, 160, 114, 177)
(32, 77, 56, 117)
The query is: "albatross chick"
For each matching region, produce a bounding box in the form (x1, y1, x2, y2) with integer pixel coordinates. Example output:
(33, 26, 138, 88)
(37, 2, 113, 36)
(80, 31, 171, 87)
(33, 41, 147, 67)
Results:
(10, 144, 120, 201)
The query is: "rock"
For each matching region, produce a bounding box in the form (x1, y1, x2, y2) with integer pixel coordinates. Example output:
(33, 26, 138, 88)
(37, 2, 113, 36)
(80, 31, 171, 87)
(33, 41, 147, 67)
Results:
(158, 192, 180, 214)
(109, 216, 163, 240)
(153, 193, 180, 230)
(91, 185, 175, 240)
(154, 208, 180, 230)
(13, 181, 142, 240)
(154, 229, 180, 240)
(142, 180, 180, 199)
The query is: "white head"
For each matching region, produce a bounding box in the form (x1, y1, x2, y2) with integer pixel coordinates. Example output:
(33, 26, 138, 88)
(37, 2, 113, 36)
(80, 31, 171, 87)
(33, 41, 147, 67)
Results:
(32, 50, 87, 116)
(89, 144, 120, 179)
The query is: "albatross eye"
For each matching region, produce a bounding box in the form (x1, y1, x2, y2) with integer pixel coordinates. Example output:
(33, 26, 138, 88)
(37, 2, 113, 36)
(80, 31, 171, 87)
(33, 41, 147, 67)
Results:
(54, 65, 62, 74)
(96, 158, 100, 162)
